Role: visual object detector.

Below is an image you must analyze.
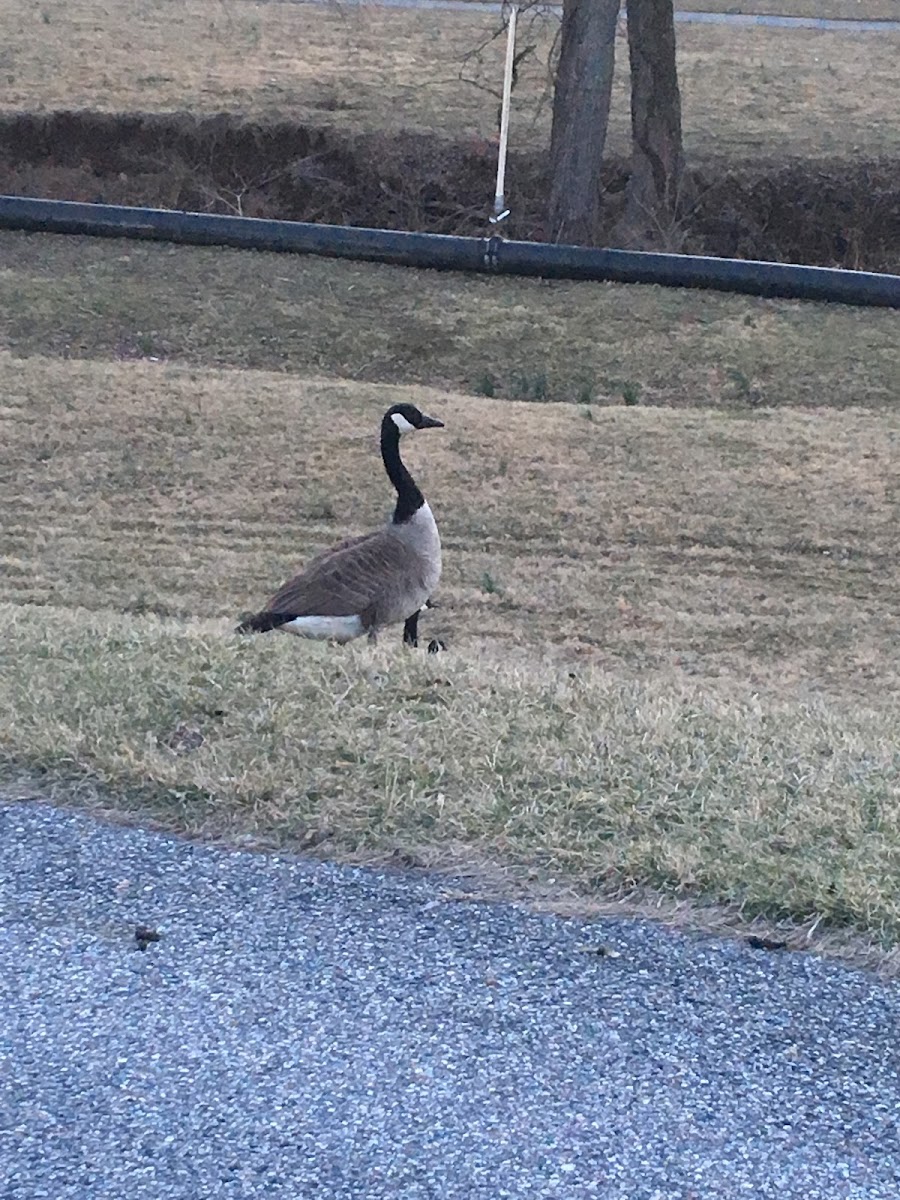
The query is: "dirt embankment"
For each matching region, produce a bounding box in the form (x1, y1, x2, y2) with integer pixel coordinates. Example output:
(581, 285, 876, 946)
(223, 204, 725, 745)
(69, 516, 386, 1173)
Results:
(1, 110, 898, 272)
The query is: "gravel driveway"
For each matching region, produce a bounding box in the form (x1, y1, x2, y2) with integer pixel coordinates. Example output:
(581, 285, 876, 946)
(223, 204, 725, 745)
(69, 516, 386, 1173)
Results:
(2, 798, 899, 1199)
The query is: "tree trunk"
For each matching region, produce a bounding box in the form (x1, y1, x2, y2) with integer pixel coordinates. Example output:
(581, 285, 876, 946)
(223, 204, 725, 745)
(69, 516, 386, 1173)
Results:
(548, 0, 620, 246)
(615, 0, 687, 249)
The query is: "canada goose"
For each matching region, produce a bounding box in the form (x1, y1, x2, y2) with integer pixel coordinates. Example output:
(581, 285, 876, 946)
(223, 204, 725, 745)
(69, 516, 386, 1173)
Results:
(237, 403, 443, 645)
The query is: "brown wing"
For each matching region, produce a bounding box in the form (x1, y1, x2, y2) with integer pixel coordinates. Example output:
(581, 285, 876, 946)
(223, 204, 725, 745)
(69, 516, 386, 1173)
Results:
(301, 532, 375, 573)
(263, 530, 412, 619)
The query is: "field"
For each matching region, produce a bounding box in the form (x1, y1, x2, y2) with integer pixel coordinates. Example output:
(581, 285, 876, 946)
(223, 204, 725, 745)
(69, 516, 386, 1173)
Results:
(2, 0, 898, 155)
(3, 333, 899, 677)
(1, 1, 899, 966)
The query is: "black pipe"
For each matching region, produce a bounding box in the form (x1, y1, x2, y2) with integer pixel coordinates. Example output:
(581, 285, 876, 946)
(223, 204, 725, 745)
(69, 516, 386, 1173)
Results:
(2, 194, 899, 309)
(0, 195, 488, 273)
(491, 238, 900, 306)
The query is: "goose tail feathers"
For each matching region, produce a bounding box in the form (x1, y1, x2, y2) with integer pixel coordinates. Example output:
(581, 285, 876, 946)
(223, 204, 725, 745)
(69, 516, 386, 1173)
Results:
(235, 611, 292, 635)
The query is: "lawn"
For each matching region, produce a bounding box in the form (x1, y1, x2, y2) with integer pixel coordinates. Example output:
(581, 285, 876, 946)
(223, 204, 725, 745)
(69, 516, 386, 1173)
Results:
(1, 231, 897, 407)
(0, 0, 897, 160)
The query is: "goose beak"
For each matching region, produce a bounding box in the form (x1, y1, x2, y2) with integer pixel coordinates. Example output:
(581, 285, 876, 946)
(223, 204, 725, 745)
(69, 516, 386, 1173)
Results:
(419, 414, 444, 429)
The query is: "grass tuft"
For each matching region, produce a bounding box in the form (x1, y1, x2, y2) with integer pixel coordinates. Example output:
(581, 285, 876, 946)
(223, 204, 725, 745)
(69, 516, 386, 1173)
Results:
(621, 381, 641, 407)
(472, 371, 496, 398)
(480, 571, 503, 596)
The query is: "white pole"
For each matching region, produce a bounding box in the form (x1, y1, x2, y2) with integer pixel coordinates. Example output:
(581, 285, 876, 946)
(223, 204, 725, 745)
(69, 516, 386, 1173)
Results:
(492, 5, 517, 222)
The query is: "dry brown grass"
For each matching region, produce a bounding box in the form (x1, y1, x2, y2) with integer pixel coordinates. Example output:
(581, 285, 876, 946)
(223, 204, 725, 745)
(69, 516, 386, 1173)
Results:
(2, 350, 899, 695)
(2, 230, 898, 407)
(1, 0, 898, 159)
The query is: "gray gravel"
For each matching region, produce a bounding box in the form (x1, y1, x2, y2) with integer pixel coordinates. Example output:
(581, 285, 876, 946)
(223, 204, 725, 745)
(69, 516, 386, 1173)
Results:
(1, 799, 899, 1199)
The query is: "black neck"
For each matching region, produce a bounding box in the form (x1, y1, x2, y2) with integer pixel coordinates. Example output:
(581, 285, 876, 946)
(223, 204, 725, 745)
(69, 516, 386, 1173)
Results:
(381, 418, 424, 525)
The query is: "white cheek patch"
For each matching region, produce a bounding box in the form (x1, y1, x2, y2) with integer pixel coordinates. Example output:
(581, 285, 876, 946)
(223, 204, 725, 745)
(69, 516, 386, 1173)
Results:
(391, 412, 417, 434)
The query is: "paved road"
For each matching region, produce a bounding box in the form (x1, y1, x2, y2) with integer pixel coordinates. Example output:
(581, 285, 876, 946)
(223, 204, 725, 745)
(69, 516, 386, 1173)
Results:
(294, 0, 900, 35)
(2, 798, 899, 1199)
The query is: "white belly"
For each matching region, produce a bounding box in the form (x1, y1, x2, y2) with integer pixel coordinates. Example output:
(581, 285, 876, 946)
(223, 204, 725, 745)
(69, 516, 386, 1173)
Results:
(280, 614, 365, 643)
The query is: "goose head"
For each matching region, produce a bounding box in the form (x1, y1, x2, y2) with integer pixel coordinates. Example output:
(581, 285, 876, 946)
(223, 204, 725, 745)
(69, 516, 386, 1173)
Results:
(385, 403, 444, 436)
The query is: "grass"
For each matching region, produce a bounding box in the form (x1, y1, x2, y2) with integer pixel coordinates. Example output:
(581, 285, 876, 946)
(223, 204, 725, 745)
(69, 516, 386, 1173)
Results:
(1, 230, 898, 408)
(3, 607, 900, 957)
(1, 1, 898, 159)
(3, 351, 898, 698)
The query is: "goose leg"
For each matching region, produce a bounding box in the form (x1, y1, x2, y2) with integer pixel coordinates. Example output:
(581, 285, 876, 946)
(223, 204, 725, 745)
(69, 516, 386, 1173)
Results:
(403, 608, 446, 654)
(403, 611, 420, 648)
